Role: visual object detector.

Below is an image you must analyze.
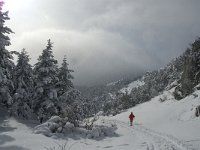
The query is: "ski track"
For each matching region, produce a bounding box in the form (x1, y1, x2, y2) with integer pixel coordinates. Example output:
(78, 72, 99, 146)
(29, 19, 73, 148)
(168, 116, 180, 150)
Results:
(111, 120, 196, 150)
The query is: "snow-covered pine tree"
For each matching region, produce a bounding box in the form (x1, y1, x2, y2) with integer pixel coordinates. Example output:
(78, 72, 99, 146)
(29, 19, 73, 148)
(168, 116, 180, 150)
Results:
(57, 56, 74, 96)
(12, 49, 34, 119)
(59, 89, 85, 127)
(56, 58, 91, 125)
(191, 37, 200, 84)
(174, 38, 200, 99)
(33, 39, 59, 120)
(0, 6, 15, 107)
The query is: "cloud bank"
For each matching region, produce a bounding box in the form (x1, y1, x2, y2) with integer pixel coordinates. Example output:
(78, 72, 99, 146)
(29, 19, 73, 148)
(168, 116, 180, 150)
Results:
(4, 0, 200, 85)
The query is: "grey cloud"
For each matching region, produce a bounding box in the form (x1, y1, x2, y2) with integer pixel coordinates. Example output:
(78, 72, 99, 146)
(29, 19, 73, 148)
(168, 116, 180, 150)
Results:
(5, 0, 200, 85)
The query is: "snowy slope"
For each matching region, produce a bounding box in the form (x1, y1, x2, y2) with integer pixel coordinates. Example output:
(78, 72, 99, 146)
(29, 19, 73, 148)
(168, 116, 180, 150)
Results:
(106, 80, 121, 86)
(0, 89, 200, 150)
(120, 79, 145, 94)
(113, 89, 200, 149)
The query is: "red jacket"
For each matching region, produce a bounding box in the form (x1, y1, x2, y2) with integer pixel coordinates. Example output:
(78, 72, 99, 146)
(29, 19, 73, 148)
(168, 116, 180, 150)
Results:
(129, 113, 135, 121)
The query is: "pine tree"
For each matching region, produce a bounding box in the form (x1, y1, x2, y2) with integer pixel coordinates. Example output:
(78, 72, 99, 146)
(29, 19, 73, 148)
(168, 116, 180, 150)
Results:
(12, 49, 34, 119)
(174, 38, 200, 99)
(57, 56, 74, 96)
(60, 89, 84, 127)
(33, 39, 59, 120)
(0, 6, 15, 107)
(191, 37, 200, 84)
(56, 58, 90, 125)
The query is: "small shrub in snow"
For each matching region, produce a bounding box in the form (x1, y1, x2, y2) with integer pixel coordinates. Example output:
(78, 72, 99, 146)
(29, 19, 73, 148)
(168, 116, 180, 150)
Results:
(49, 123, 60, 133)
(64, 122, 74, 129)
(45, 142, 68, 150)
(195, 105, 200, 117)
(48, 116, 62, 123)
(194, 84, 200, 91)
(192, 93, 198, 98)
(62, 122, 74, 133)
(34, 125, 52, 137)
(57, 127, 63, 133)
(159, 95, 167, 102)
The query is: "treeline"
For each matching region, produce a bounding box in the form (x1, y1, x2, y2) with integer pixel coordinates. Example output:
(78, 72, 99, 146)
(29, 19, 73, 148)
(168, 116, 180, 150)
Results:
(0, 10, 91, 125)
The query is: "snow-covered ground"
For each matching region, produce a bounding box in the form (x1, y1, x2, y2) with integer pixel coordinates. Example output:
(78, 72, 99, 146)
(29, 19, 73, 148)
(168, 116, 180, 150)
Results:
(0, 89, 200, 150)
(113, 89, 200, 150)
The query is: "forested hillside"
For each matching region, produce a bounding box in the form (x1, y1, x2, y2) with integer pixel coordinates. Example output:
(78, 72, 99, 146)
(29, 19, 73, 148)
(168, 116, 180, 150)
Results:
(84, 38, 200, 116)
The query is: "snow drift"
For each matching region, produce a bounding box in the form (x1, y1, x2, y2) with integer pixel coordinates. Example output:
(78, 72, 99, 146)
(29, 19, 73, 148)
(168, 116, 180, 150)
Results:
(33, 116, 117, 139)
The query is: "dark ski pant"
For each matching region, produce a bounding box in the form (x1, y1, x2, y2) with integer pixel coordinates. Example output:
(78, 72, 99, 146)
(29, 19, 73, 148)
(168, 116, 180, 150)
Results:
(130, 120, 133, 126)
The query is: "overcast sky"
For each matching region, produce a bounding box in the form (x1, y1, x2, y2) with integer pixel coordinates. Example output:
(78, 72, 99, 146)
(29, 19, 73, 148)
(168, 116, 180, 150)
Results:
(3, 0, 200, 86)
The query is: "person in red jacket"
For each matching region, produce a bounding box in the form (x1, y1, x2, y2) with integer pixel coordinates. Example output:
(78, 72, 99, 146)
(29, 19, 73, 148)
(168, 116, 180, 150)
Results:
(129, 112, 135, 126)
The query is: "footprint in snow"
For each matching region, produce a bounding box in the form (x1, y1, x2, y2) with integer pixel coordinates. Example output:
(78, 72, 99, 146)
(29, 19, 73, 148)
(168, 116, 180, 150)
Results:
(117, 143, 129, 146)
(103, 146, 113, 148)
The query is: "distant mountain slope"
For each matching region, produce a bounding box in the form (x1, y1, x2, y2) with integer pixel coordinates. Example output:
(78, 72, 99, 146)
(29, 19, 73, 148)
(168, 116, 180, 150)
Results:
(78, 54, 184, 115)
(120, 79, 145, 94)
(77, 77, 137, 99)
(78, 37, 200, 117)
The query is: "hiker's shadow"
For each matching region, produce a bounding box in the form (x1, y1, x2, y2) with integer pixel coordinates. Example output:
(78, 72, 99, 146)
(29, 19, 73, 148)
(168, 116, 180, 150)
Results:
(0, 145, 29, 150)
(0, 134, 15, 145)
(0, 134, 29, 150)
(0, 119, 17, 133)
(0, 114, 29, 150)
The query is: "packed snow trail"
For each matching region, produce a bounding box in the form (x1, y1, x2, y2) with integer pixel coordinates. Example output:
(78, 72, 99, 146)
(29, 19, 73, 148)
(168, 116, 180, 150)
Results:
(112, 120, 192, 150)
